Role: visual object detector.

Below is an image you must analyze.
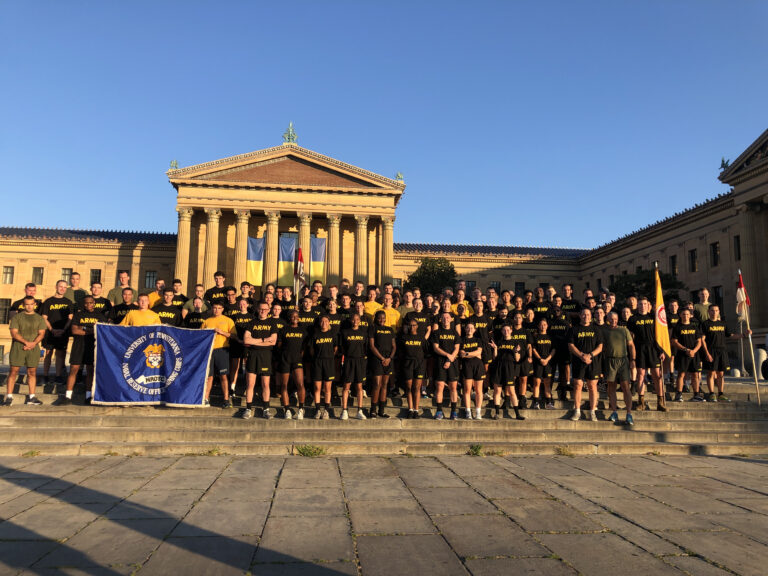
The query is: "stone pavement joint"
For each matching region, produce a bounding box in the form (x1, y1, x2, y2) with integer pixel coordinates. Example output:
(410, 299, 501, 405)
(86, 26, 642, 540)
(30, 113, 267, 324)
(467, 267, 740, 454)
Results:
(0, 454, 766, 575)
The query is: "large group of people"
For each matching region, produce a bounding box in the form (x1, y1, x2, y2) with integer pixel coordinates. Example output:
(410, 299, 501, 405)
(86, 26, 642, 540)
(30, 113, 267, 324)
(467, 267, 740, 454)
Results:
(4, 270, 748, 428)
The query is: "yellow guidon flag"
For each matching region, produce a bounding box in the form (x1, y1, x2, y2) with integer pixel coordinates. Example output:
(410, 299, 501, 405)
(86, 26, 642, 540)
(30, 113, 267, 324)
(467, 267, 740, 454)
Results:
(653, 267, 672, 357)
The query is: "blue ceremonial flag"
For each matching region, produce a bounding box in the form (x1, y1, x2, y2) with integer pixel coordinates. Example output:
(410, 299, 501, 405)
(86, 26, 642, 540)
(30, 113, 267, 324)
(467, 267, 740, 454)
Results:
(92, 324, 215, 407)
(278, 235, 296, 286)
(246, 237, 265, 286)
(310, 237, 326, 283)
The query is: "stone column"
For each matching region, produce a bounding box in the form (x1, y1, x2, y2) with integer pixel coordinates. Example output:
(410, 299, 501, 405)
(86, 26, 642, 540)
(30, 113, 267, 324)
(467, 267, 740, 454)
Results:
(740, 203, 765, 330)
(326, 214, 341, 286)
(264, 211, 281, 286)
(354, 215, 369, 284)
(298, 212, 312, 262)
(202, 208, 222, 287)
(233, 209, 251, 289)
(381, 215, 395, 285)
(174, 207, 194, 289)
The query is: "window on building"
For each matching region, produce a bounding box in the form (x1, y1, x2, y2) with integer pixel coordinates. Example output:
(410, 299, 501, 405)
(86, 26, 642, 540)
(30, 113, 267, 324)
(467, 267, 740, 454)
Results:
(597, 278, 602, 290)
(712, 285, 724, 311)
(488, 281, 501, 293)
(0, 299, 10, 324)
(669, 255, 678, 277)
(514, 282, 525, 295)
(636, 266, 643, 274)
(2, 266, 14, 285)
(90, 269, 102, 285)
(688, 249, 698, 273)
(144, 270, 157, 289)
(465, 280, 476, 291)
(32, 267, 44, 285)
(61, 268, 73, 284)
(609, 274, 615, 287)
(585, 282, 590, 289)
(710, 242, 720, 267)
(734, 235, 741, 261)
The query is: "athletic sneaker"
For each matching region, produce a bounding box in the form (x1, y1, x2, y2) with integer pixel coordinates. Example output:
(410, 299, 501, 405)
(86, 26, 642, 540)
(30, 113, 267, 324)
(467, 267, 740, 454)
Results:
(56, 396, 72, 406)
(3, 396, 13, 407)
(626, 414, 634, 426)
(691, 394, 705, 402)
(263, 407, 273, 420)
(321, 408, 330, 420)
(296, 408, 305, 420)
(545, 401, 555, 410)
(203, 398, 210, 407)
(370, 410, 378, 419)
(570, 410, 581, 422)
(378, 410, 390, 419)
(241, 408, 253, 420)
(706, 393, 717, 403)
(84, 397, 92, 406)
(341, 409, 349, 420)
(718, 393, 730, 403)
(519, 397, 527, 409)
(221, 399, 232, 409)
(26, 396, 43, 405)
(314, 408, 322, 420)
(491, 412, 500, 420)
(609, 411, 619, 423)
(475, 408, 482, 420)
(450, 410, 458, 421)
(435, 410, 444, 420)
(421, 387, 429, 398)
(674, 392, 683, 402)
(588, 410, 597, 422)
(284, 408, 293, 419)
(356, 409, 366, 420)
(464, 409, 472, 420)
(533, 401, 540, 410)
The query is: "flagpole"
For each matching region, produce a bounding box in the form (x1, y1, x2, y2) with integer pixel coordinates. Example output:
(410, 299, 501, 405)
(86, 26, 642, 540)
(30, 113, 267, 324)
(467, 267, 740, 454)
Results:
(654, 262, 667, 400)
(739, 269, 761, 406)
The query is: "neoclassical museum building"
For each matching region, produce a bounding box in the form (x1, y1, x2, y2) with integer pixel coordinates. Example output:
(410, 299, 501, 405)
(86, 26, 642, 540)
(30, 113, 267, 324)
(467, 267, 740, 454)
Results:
(1, 127, 767, 353)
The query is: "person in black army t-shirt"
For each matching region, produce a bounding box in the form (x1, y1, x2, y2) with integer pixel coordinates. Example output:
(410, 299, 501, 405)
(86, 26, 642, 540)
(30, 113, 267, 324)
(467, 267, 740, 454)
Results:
(111, 288, 138, 324)
(242, 302, 278, 419)
(10, 283, 42, 320)
(183, 297, 207, 329)
(431, 312, 460, 420)
(488, 324, 526, 420)
(665, 299, 681, 387)
(89, 282, 113, 318)
(41, 280, 75, 384)
(228, 298, 254, 395)
(340, 313, 368, 420)
(628, 297, 666, 412)
(548, 305, 571, 401)
(171, 279, 188, 309)
(276, 310, 308, 419)
(310, 315, 338, 420)
(399, 318, 428, 419)
(203, 271, 231, 307)
(57, 296, 105, 406)
(700, 305, 749, 402)
(459, 322, 485, 420)
(368, 310, 396, 419)
(531, 319, 556, 410)
(671, 308, 704, 402)
(508, 311, 533, 409)
(568, 308, 604, 422)
(152, 288, 183, 326)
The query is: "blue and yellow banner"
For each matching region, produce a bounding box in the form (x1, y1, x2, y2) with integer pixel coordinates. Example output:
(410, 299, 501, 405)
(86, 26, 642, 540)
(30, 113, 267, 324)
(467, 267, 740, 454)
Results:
(278, 235, 296, 287)
(310, 237, 326, 283)
(92, 325, 214, 406)
(246, 237, 265, 286)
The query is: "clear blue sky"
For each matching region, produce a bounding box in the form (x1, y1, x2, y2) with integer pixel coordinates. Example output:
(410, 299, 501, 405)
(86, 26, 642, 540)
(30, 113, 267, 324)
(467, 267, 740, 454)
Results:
(2, 1, 766, 249)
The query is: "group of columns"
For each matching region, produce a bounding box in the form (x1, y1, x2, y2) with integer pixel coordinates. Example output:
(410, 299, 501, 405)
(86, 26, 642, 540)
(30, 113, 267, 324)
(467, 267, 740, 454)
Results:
(173, 207, 395, 292)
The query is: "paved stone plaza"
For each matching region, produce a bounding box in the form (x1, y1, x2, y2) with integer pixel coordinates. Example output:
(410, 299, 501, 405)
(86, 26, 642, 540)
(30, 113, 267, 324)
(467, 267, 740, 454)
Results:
(1, 454, 767, 575)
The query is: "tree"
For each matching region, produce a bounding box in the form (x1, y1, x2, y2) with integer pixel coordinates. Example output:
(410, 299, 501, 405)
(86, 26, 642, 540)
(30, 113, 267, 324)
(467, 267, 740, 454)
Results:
(404, 257, 457, 296)
(609, 270, 687, 305)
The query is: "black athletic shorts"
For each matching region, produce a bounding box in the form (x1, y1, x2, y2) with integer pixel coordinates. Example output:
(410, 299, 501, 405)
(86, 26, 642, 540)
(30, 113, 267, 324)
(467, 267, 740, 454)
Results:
(521, 359, 533, 377)
(210, 348, 229, 376)
(43, 331, 69, 351)
(555, 346, 571, 365)
(229, 340, 247, 359)
(493, 360, 520, 387)
(246, 350, 272, 375)
(69, 338, 94, 366)
(675, 354, 701, 374)
(369, 357, 393, 377)
(533, 362, 553, 380)
(342, 357, 367, 383)
(312, 358, 336, 382)
(461, 358, 485, 380)
(704, 350, 729, 373)
(571, 358, 600, 381)
(276, 358, 303, 374)
(636, 345, 661, 370)
(401, 358, 426, 381)
(434, 359, 459, 382)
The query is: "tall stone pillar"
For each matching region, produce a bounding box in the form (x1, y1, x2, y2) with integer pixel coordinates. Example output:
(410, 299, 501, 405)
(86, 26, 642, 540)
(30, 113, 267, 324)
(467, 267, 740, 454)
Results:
(298, 212, 312, 262)
(326, 214, 341, 286)
(264, 211, 281, 286)
(354, 215, 369, 284)
(381, 215, 395, 285)
(202, 208, 222, 287)
(740, 203, 765, 330)
(234, 209, 251, 289)
(174, 207, 194, 289)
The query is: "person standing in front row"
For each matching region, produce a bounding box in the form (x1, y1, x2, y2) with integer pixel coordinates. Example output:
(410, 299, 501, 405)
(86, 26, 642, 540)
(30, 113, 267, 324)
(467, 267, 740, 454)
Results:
(4, 296, 47, 406)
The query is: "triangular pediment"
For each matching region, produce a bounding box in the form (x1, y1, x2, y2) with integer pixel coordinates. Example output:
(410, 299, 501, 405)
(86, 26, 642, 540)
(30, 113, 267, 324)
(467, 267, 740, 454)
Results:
(719, 128, 768, 184)
(168, 143, 404, 192)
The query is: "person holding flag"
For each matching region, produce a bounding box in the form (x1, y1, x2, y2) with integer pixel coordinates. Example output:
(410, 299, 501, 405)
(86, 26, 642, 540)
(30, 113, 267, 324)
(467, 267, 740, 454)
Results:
(294, 246, 307, 308)
(737, 271, 760, 405)
(701, 304, 750, 403)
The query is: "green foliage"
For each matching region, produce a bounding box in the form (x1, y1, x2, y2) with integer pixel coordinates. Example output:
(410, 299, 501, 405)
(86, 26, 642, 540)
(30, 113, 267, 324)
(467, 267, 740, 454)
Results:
(404, 257, 457, 296)
(467, 444, 484, 456)
(609, 270, 687, 305)
(295, 444, 327, 458)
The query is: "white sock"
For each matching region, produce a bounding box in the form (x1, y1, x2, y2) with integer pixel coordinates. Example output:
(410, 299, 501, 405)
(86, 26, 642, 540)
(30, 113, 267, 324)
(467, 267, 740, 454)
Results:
(65, 390, 73, 399)
(28, 394, 35, 399)
(5, 394, 12, 399)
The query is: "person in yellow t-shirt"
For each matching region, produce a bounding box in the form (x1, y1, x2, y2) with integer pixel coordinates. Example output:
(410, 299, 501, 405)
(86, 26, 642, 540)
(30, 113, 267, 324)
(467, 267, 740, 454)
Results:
(363, 285, 382, 319)
(201, 302, 237, 407)
(379, 293, 401, 329)
(450, 289, 474, 317)
(147, 279, 165, 309)
(120, 294, 162, 326)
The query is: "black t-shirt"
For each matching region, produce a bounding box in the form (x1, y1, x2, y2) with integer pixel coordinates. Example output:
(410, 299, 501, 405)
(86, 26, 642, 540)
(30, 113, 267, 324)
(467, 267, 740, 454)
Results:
(317, 312, 343, 336)
(404, 310, 432, 338)
(223, 302, 240, 320)
(672, 323, 702, 351)
(310, 330, 337, 359)
(460, 336, 482, 358)
(491, 316, 510, 343)
(297, 309, 318, 332)
(41, 296, 74, 329)
(71, 310, 106, 342)
(153, 303, 182, 326)
(91, 297, 112, 316)
(171, 293, 189, 308)
(231, 312, 255, 340)
(11, 298, 43, 315)
(247, 317, 278, 351)
(530, 301, 551, 322)
(432, 311, 457, 330)
(185, 310, 208, 329)
(467, 314, 491, 344)
(568, 324, 603, 355)
(341, 327, 367, 359)
(667, 312, 680, 333)
(111, 302, 138, 324)
(399, 333, 427, 362)
(495, 338, 520, 360)
(279, 325, 307, 362)
(431, 326, 459, 357)
(548, 315, 571, 348)
(561, 299, 580, 323)
(369, 324, 395, 358)
(532, 333, 554, 362)
(508, 327, 532, 356)
(628, 313, 655, 348)
(701, 320, 732, 351)
(204, 286, 232, 307)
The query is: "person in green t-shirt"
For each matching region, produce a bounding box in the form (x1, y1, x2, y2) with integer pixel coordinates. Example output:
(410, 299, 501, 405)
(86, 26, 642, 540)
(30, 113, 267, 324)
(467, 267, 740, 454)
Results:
(5, 296, 47, 406)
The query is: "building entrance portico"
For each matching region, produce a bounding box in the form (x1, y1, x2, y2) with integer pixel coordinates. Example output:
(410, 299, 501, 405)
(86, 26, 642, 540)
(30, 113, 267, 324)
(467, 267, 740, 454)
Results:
(167, 138, 405, 291)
